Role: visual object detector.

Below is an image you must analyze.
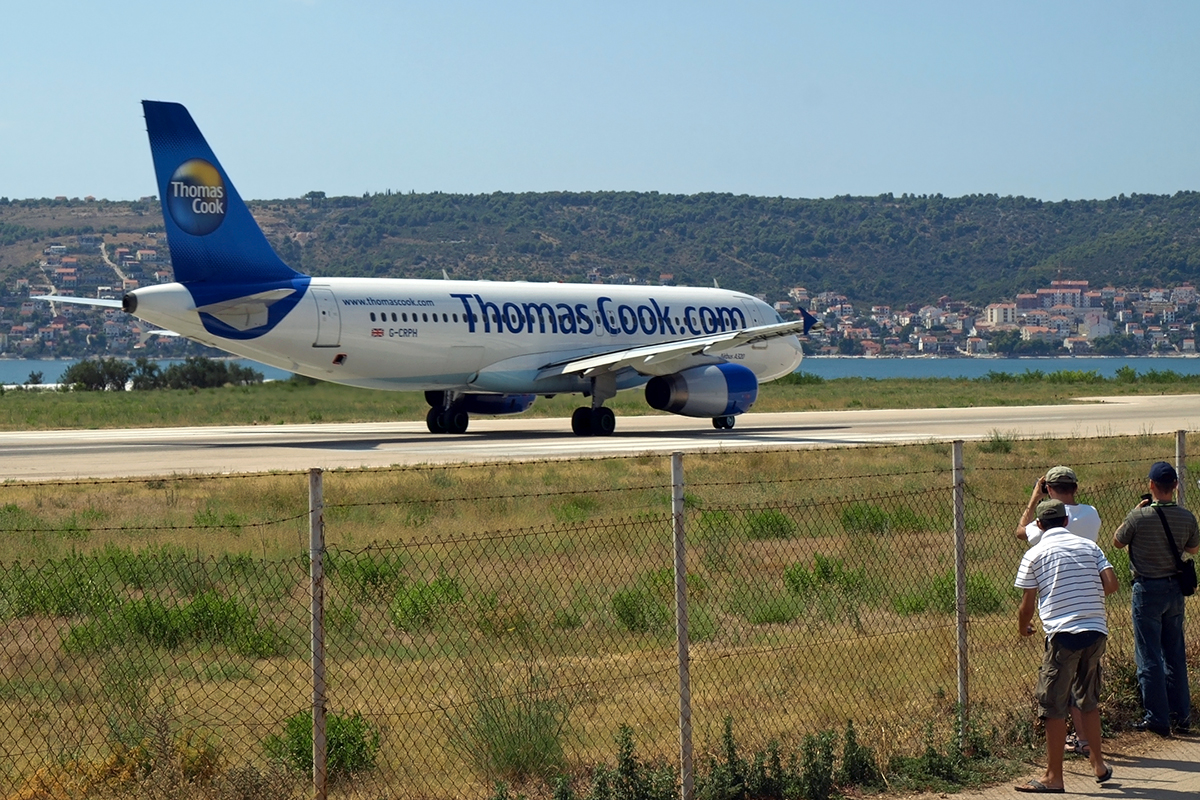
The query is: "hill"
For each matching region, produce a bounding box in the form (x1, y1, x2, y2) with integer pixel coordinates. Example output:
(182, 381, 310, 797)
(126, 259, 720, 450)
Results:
(4, 191, 1200, 311)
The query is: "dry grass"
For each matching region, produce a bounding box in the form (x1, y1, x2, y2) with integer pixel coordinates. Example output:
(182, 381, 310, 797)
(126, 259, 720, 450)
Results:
(0, 433, 1194, 798)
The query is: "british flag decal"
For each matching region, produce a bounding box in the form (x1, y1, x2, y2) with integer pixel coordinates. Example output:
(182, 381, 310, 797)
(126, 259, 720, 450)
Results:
(371, 328, 384, 337)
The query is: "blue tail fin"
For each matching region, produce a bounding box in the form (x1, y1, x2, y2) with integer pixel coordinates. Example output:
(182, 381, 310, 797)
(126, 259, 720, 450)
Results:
(143, 101, 303, 287)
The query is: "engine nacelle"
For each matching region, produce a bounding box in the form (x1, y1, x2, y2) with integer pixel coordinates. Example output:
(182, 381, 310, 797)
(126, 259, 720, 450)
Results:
(644, 362, 758, 418)
(460, 393, 537, 415)
(426, 391, 536, 416)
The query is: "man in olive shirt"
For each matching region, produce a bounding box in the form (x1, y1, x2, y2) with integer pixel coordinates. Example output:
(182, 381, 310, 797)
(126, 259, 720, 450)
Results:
(1113, 461, 1200, 736)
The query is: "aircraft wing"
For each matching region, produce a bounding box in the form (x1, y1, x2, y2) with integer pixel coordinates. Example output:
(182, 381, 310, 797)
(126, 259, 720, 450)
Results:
(31, 295, 123, 309)
(536, 314, 816, 380)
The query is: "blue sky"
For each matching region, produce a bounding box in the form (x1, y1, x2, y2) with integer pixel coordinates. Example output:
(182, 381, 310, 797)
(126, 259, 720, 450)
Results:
(3, 1, 1198, 202)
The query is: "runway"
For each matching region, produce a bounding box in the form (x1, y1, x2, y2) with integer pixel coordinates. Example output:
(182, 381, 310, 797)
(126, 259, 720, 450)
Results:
(1, 394, 1197, 481)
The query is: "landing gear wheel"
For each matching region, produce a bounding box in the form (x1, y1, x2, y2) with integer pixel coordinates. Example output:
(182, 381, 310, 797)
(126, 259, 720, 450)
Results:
(441, 409, 469, 434)
(571, 407, 593, 436)
(426, 407, 446, 433)
(591, 407, 616, 436)
(713, 415, 736, 430)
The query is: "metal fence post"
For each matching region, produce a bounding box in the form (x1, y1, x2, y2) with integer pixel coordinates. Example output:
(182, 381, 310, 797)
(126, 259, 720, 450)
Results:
(309, 468, 327, 800)
(671, 452, 693, 800)
(1176, 430, 1187, 510)
(952, 440, 968, 735)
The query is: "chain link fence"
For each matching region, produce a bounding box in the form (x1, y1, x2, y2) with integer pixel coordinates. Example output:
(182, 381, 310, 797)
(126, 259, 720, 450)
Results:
(0, 433, 1196, 798)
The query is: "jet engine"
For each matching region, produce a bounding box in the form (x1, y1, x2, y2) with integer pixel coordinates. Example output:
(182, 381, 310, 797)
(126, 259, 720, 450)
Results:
(644, 362, 758, 418)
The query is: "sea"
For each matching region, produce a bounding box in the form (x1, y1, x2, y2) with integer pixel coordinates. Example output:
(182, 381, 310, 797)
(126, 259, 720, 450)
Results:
(0, 358, 293, 386)
(3, 355, 1200, 387)
(798, 355, 1200, 380)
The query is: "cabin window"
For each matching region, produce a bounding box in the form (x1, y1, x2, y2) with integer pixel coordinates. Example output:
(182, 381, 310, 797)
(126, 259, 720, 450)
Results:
(370, 312, 376, 322)
(391, 313, 397, 322)
(422, 313, 428, 322)
(443, 313, 448, 322)
(453, 313, 458, 322)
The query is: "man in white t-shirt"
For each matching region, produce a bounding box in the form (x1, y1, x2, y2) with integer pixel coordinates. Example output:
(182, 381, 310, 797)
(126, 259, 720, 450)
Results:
(1014, 499, 1118, 793)
(1016, 465, 1101, 546)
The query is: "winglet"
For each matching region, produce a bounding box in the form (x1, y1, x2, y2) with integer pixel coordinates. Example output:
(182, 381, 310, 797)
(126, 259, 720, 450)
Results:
(800, 307, 822, 334)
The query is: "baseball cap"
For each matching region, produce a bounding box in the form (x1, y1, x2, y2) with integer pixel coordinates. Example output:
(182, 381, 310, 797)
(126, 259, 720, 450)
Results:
(1036, 498, 1068, 523)
(1149, 461, 1178, 485)
(1044, 466, 1077, 486)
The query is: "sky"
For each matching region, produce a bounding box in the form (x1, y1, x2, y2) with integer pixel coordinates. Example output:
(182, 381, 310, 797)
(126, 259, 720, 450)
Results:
(3, 1, 1199, 203)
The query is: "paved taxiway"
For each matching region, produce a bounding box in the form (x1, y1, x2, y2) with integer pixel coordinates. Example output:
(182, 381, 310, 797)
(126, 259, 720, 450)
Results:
(2, 394, 1197, 481)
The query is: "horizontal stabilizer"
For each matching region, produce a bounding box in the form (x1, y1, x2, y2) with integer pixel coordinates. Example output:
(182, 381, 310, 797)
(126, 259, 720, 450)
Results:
(31, 295, 123, 309)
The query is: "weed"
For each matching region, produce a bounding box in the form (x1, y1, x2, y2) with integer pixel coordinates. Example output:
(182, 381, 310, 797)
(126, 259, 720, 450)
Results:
(799, 729, 836, 800)
(443, 660, 572, 784)
(837, 720, 882, 789)
(552, 496, 600, 524)
(979, 429, 1015, 454)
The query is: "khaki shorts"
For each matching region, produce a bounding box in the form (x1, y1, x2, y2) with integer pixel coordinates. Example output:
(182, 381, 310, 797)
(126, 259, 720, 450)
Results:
(1035, 633, 1107, 719)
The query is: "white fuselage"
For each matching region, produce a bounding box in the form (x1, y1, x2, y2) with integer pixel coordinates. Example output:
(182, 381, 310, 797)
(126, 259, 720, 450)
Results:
(129, 278, 804, 395)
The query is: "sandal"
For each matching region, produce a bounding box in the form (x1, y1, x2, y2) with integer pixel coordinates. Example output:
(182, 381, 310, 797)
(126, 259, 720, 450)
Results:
(1015, 779, 1064, 793)
(1064, 734, 1090, 756)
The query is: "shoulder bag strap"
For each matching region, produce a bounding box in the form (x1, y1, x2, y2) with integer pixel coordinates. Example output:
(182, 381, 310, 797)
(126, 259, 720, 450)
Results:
(1153, 506, 1187, 571)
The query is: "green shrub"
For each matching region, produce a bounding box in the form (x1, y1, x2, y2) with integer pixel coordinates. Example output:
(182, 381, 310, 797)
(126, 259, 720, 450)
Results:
(389, 575, 462, 631)
(611, 589, 655, 633)
(893, 570, 1004, 616)
(61, 591, 284, 657)
(328, 549, 406, 600)
(840, 503, 889, 536)
(1, 559, 117, 618)
(783, 554, 864, 596)
(744, 509, 796, 540)
(744, 594, 803, 625)
(263, 710, 380, 777)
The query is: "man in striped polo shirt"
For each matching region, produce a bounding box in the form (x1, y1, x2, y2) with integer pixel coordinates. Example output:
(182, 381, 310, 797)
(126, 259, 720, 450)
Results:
(1014, 499, 1118, 793)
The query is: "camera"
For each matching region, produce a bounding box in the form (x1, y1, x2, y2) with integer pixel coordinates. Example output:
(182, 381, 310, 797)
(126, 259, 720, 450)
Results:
(1141, 493, 1153, 502)
(1040, 480, 1048, 493)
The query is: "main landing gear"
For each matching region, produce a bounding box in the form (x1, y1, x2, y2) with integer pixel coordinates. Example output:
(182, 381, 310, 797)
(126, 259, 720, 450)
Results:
(571, 406, 615, 436)
(571, 374, 618, 437)
(712, 415, 736, 430)
(425, 391, 469, 434)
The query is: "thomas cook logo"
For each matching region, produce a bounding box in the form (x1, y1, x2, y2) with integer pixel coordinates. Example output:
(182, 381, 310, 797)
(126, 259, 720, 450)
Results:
(167, 159, 226, 236)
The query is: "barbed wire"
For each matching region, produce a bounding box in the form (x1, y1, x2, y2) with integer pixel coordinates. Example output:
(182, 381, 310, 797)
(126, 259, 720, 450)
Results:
(0, 510, 310, 535)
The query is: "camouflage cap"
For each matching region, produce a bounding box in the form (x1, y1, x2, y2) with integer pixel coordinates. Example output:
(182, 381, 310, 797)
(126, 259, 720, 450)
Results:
(1036, 498, 1068, 524)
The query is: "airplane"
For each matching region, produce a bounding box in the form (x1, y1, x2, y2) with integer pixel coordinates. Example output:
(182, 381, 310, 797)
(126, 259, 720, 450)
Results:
(37, 101, 818, 436)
